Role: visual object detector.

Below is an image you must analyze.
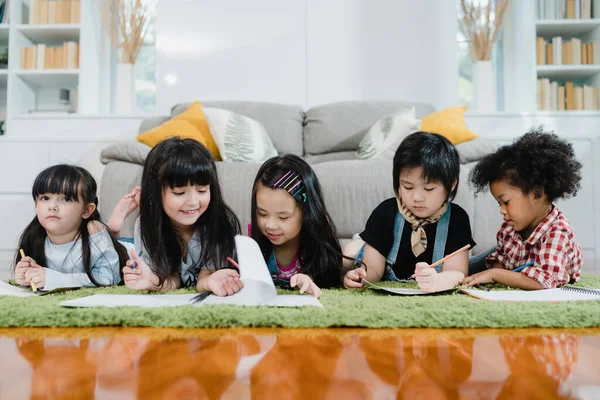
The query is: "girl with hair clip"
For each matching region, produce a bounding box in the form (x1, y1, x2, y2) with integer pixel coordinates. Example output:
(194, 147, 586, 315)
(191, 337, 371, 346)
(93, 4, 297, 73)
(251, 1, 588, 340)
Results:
(464, 128, 583, 290)
(117, 137, 243, 295)
(250, 154, 342, 298)
(343, 131, 476, 293)
(14, 164, 128, 291)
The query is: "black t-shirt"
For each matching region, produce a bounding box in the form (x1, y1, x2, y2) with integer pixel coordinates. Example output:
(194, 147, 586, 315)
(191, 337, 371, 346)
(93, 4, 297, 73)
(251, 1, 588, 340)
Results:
(360, 198, 476, 279)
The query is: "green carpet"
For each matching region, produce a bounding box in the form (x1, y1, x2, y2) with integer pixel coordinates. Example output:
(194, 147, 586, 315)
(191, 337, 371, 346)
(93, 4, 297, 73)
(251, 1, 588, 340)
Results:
(1, 275, 600, 329)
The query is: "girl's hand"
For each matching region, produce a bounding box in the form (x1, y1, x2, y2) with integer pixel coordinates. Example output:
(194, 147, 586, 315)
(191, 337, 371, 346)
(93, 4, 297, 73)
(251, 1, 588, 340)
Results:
(414, 262, 438, 293)
(343, 268, 366, 289)
(462, 269, 496, 286)
(122, 249, 160, 290)
(15, 256, 33, 286)
(206, 269, 243, 296)
(290, 273, 322, 298)
(24, 264, 46, 289)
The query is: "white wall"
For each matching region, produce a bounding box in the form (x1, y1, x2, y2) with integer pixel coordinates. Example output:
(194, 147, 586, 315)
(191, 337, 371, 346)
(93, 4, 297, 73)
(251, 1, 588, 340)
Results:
(155, 0, 458, 113)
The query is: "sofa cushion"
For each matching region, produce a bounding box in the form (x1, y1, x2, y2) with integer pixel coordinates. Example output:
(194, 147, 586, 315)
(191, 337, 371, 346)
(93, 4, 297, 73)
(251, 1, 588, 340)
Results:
(420, 106, 478, 145)
(100, 141, 151, 166)
(203, 107, 278, 162)
(172, 101, 304, 156)
(304, 101, 435, 155)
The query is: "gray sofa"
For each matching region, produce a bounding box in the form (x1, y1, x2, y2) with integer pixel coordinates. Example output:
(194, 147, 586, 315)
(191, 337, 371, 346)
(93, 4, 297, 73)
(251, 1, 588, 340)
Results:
(98, 101, 500, 255)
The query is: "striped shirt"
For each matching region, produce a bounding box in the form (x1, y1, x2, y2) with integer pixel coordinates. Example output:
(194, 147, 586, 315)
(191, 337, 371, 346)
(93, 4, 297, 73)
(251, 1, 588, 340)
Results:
(486, 206, 583, 289)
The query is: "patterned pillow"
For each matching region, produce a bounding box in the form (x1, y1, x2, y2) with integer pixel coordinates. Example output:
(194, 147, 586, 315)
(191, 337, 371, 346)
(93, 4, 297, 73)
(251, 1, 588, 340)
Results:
(356, 107, 420, 159)
(203, 107, 278, 162)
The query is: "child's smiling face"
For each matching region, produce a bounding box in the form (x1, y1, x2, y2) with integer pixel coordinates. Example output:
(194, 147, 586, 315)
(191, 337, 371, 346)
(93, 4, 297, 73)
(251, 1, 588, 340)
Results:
(255, 183, 303, 246)
(398, 166, 451, 218)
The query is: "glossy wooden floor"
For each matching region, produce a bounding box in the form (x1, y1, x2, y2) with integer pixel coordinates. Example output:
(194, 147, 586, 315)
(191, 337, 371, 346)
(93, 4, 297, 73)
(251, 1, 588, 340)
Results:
(0, 328, 598, 399)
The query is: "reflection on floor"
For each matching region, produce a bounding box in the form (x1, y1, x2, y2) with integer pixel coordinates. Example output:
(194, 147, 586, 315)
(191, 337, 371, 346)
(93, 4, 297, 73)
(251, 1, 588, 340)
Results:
(0, 327, 598, 399)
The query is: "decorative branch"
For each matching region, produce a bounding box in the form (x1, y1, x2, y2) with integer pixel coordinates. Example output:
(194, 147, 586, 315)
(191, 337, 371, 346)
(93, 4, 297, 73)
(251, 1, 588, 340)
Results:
(96, 0, 153, 64)
(459, 0, 509, 61)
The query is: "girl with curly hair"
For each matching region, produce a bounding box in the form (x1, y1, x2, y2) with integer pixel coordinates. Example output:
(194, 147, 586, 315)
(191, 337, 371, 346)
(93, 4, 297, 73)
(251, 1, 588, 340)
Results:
(463, 128, 583, 290)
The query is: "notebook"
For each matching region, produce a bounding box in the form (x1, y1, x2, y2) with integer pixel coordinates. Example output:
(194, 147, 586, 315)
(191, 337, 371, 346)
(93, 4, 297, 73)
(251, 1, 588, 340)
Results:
(0, 280, 79, 297)
(60, 235, 322, 308)
(362, 278, 453, 295)
(460, 286, 600, 302)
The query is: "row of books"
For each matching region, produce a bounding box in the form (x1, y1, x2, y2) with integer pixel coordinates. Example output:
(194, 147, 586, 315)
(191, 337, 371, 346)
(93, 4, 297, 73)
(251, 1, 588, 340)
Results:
(537, 79, 599, 110)
(20, 42, 79, 70)
(0, 0, 10, 24)
(536, 37, 598, 65)
(537, 0, 593, 19)
(29, 0, 80, 24)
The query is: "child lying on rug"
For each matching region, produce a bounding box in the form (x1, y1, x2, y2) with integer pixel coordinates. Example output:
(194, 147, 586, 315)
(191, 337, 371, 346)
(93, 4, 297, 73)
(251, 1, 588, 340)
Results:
(248, 154, 343, 298)
(463, 128, 583, 290)
(342, 131, 476, 293)
(15, 165, 129, 291)
(110, 137, 243, 295)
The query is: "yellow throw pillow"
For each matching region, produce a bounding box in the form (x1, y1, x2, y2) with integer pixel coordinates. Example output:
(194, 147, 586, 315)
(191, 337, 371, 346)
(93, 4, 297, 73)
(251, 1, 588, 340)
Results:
(420, 106, 478, 145)
(136, 119, 209, 149)
(136, 101, 222, 160)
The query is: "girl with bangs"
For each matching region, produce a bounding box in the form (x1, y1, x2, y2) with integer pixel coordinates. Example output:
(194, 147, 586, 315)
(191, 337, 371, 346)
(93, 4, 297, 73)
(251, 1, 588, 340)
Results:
(112, 137, 243, 295)
(15, 165, 128, 291)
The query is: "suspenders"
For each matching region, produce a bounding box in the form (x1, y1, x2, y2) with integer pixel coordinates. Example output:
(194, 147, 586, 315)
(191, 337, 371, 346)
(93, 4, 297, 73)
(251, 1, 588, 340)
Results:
(382, 205, 452, 280)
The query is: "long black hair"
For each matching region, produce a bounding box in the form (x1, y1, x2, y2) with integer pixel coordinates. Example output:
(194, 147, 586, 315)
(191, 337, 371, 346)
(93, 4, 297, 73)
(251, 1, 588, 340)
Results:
(393, 131, 460, 201)
(15, 164, 129, 286)
(250, 154, 341, 288)
(139, 137, 241, 285)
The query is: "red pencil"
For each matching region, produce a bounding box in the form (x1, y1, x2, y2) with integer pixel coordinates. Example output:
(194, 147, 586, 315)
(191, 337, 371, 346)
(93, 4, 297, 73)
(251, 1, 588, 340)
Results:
(226, 256, 240, 269)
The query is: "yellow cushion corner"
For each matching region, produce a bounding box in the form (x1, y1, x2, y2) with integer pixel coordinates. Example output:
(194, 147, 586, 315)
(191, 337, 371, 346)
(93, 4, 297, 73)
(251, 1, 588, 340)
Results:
(137, 101, 222, 160)
(136, 119, 209, 149)
(420, 106, 478, 145)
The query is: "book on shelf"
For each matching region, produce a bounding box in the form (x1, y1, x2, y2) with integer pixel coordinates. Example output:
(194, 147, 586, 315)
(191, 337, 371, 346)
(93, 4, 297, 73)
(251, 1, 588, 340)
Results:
(29, 0, 80, 24)
(20, 42, 79, 70)
(537, 0, 593, 19)
(538, 78, 599, 110)
(537, 36, 598, 65)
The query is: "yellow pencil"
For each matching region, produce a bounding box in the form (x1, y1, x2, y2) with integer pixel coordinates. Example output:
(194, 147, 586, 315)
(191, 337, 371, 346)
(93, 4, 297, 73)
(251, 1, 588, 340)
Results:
(19, 249, 37, 293)
(410, 244, 472, 278)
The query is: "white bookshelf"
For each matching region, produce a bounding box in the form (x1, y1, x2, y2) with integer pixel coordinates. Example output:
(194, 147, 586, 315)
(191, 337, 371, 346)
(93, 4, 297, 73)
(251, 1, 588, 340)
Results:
(536, 64, 600, 79)
(0, 0, 112, 133)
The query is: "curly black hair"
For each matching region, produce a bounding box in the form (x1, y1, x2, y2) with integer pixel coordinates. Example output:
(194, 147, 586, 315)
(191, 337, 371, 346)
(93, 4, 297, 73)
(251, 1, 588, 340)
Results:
(469, 127, 582, 202)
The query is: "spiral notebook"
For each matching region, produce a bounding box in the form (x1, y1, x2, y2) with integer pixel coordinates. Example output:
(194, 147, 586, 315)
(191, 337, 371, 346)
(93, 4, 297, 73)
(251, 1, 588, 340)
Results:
(460, 286, 600, 302)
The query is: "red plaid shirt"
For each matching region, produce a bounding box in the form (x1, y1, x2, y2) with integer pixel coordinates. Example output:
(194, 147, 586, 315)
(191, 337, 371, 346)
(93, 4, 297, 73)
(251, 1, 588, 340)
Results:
(486, 206, 582, 289)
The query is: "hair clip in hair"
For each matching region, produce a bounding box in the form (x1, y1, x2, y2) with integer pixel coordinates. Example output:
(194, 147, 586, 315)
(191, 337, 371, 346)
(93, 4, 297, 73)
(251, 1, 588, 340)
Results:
(273, 170, 307, 202)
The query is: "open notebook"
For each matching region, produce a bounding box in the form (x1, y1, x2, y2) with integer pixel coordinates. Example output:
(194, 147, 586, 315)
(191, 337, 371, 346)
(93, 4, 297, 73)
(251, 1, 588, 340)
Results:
(362, 278, 453, 295)
(460, 286, 600, 302)
(60, 235, 322, 308)
(0, 280, 79, 297)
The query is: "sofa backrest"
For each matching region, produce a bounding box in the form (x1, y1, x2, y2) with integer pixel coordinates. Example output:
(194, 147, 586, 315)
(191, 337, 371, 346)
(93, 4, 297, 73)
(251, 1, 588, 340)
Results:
(171, 101, 305, 156)
(303, 100, 436, 156)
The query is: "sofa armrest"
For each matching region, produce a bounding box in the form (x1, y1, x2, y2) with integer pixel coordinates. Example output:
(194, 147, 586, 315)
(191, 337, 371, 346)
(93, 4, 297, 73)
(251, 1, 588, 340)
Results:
(100, 141, 151, 166)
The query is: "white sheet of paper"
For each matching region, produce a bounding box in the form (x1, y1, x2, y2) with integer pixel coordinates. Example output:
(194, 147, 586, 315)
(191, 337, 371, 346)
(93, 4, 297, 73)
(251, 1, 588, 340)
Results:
(60, 236, 323, 308)
(0, 280, 36, 297)
(461, 288, 600, 302)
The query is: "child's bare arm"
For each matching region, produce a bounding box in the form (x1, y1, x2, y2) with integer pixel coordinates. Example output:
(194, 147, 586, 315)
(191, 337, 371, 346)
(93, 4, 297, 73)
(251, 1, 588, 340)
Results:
(343, 244, 385, 289)
(463, 268, 543, 290)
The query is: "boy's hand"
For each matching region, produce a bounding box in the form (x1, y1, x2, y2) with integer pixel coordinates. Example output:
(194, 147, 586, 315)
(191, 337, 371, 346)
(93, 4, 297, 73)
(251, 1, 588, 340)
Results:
(206, 269, 243, 296)
(24, 264, 46, 289)
(343, 268, 366, 289)
(122, 249, 160, 290)
(290, 273, 321, 298)
(414, 262, 439, 292)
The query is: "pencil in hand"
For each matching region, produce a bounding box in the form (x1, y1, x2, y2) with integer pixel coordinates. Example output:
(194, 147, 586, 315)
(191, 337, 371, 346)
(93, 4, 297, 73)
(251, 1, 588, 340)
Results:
(19, 249, 38, 293)
(411, 244, 472, 278)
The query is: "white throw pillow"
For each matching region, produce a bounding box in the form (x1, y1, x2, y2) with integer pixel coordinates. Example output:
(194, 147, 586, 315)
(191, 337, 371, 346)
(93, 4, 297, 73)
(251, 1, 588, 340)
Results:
(203, 107, 278, 162)
(355, 107, 421, 159)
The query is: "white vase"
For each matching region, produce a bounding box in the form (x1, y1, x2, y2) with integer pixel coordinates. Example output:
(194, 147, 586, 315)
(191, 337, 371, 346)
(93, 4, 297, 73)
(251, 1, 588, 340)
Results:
(115, 63, 134, 114)
(472, 60, 496, 112)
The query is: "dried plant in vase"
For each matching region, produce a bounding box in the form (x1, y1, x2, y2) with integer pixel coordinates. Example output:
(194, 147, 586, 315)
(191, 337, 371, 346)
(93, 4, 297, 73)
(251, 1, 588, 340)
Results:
(97, 0, 154, 112)
(458, 0, 509, 61)
(97, 0, 153, 64)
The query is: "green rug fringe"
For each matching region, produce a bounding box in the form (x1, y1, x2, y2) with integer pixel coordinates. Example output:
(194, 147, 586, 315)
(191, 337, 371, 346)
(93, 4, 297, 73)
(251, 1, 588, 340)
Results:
(1, 275, 599, 329)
